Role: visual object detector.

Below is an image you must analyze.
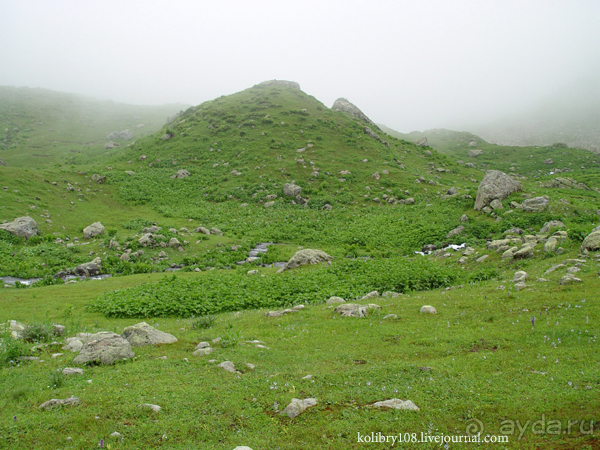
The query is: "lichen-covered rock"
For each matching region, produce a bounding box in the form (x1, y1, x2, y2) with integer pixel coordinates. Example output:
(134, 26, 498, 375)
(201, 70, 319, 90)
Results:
(581, 230, 600, 252)
(280, 398, 318, 418)
(39, 397, 79, 410)
(540, 220, 565, 234)
(334, 303, 379, 318)
(72, 257, 102, 277)
(171, 169, 190, 179)
(522, 196, 550, 213)
(283, 183, 302, 198)
(332, 98, 379, 130)
(371, 398, 419, 411)
(0, 216, 39, 240)
(83, 222, 105, 239)
(122, 322, 178, 346)
(72, 332, 134, 365)
(474, 170, 522, 210)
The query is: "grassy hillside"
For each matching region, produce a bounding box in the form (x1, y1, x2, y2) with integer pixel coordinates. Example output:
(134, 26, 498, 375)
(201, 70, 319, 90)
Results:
(0, 86, 187, 168)
(0, 82, 599, 449)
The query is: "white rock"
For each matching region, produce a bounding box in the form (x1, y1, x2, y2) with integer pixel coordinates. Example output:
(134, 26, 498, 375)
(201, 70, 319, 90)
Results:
(420, 305, 437, 314)
(140, 404, 161, 412)
(280, 398, 318, 418)
(372, 398, 419, 411)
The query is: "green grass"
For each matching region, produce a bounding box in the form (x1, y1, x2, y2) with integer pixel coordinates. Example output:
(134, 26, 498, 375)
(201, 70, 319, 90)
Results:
(0, 82, 599, 449)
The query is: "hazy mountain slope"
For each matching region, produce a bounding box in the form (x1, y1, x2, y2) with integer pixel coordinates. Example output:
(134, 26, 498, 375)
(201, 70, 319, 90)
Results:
(0, 86, 188, 167)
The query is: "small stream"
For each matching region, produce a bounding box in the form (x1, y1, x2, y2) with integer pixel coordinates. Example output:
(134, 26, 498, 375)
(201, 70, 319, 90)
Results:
(1, 274, 112, 286)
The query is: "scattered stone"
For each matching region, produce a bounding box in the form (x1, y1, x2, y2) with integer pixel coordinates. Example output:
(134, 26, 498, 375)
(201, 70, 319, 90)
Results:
(102, 141, 119, 149)
(544, 237, 558, 253)
(476, 255, 489, 263)
(514, 282, 528, 291)
(474, 170, 522, 211)
(459, 214, 469, 223)
(121, 322, 178, 346)
(559, 275, 582, 285)
(280, 398, 318, 418)
(171, 169, 190, 179)
(193, 347, 214, 356)
(513, 271, 528, 283)
(264, 309, 296, 318)
(381, 291, 401, 298)
(62, 367, 84, 375)
(218, 361, 240, 374)
(110, 432, 122, 438)
(283, 183, 302, 198)
(140, 404, 161, 413)
(72, 332, 135, 365)
(62, 337, 84, 352)
(540, 220, 565, 234)
(513, 245, 534, 259)
(326, 296, 345, 304)
(420, 305, 437, 314)
(359, 291, 379, 301)
(0, 216, 39, 240)
(446, 225, 465, 239)
(278, 249, 332, 272)
(372, 399, 419, 411)
(468, 149, 483, 158)
(490, 199, 504, 210)
(83, 222, 105, 239)
(169, 237, 181, 248)
(382, 314, 397, 320)
(334, 303, 379, 318)
(72, 258, 102, 277)
(522, 196, 550, 213)
(91, 173, 106, 184)
(39, 397, 79, 410)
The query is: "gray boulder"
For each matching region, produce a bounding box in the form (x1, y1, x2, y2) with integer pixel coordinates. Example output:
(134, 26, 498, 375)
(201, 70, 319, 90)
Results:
(171, 169, 190, 179)
(334, 303, 380, 318)
(280, 398, 318, 418)
(468, 149, 483, 158)
(83, 222, 105, 239)
(581, 230, 600, 251)
(371, 398, 419, 411)
(122, 322, 178, 346)
(138, 233, 154, 247)
(474, 170, 522, 210)
(102, 141, 120, 149)
(420, 305, 437, 314)
(278, 249, 332, 271)
(72, 257, 102, 277)
(194, 226, 211, 235)
(72, 332, 134, 365)
(332, 98, 379, 130)
(91, 173, 106, 184)
(0, 216, 39, 240)
(169, 237, 181, 248)
(39, 397, 79, 410)
(414, 137, 428, 147)
(544, 237, 558, 253)
(283, 183, 302, 198)
(522, 196, 550, 213)
(446, 225, 465, 239)
(513, 245, 534, 259)
(540, 220, 565, 234)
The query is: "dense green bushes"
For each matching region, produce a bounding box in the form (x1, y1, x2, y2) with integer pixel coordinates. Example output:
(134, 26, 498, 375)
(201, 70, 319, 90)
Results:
(88, 257, 461, 318)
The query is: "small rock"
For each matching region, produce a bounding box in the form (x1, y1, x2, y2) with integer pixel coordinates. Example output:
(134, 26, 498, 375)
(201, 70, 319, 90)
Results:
(280, 398, 318, 418)
(371, 398, 419, 411)
(39, 397, 79, 410)
(218, 361, 239, 373)
(382, 314, 397, 320)
(62, 368, 84, 375)
(140, 404, 161, 413)
(420, 305, 437, 314)
(326, 296, 345, 304)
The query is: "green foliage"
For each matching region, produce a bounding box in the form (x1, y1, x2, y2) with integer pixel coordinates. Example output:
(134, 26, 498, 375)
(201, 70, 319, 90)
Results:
(469, 267, 500, 282)
(0, 230, 23, 245)
(30, 276, 65, 288)
(88, 257, 460, 318)
(0, 331, 28, 367)
(22, 322, 55, 343)
(121, 218, 154, 230)
(191, 315, 216, 329)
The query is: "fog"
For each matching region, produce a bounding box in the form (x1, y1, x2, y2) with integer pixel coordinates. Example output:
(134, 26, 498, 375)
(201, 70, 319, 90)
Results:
(1, 0, 599, 132)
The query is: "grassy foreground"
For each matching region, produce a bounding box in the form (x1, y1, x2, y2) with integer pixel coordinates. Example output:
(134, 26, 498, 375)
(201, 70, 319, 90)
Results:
(1, 258, 599, 449)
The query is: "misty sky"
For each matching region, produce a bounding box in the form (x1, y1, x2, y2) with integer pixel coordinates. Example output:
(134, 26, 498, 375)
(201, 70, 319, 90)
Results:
(1, 0, 599, 132)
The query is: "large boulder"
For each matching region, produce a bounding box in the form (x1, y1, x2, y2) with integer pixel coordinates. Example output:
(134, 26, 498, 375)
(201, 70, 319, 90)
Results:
(581, 230, 600, 252)
(278, 249, 332, 272)
(83, 222, 105, 239)
(283, 183, 302, 198)
(522, 196, 550, 213)
(332, 98, 379, 130)
(0, 216, 39, 240)
(474, 170, 522, 210)
(72, 257, 102, 277)
(72, 332, 134, 365)
(122, 322, 178, 346)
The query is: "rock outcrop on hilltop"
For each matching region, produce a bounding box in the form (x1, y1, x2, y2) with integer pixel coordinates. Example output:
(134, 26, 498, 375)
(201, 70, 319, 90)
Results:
(332, 98, 380, 130)
(254, 80, 300, 90)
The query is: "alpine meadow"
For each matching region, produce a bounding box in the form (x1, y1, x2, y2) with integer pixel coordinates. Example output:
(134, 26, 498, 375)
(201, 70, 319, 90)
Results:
(1, 80, 599, 450)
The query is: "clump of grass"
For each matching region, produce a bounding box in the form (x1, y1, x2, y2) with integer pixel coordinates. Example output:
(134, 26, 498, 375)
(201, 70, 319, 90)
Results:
(0, 331, 29, 367)
(48, 370, 65, 389)
(191, 315, 216, 329)
(22, 322, 56, 343)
